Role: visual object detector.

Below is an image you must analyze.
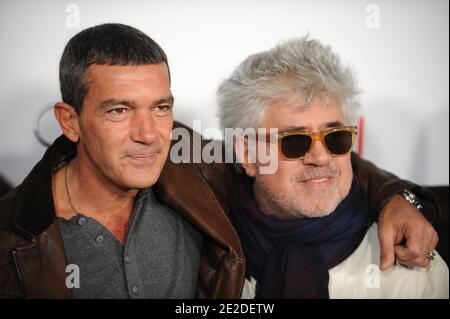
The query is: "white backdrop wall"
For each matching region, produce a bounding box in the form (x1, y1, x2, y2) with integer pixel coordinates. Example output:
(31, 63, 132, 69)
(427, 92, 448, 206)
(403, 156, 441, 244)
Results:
(0, 0, 448, 187)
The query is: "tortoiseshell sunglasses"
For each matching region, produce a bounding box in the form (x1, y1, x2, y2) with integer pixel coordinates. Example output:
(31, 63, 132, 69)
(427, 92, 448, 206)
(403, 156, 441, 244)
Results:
(272, 126, 358, 160)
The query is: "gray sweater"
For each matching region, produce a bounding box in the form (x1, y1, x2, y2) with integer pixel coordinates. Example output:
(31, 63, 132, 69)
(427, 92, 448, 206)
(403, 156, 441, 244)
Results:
(58, 187, 204, 299)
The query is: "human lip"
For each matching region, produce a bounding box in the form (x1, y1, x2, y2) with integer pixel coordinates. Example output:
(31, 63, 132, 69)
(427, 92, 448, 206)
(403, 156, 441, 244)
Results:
(127, 153, 158, 161)
(299, 175, 333, 182)
(300, 176, 334, 188)
(304, 177, 330, 183)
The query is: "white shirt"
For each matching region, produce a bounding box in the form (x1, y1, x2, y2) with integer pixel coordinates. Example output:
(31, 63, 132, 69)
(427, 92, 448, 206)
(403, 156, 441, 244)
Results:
(241, 224, 449, 299)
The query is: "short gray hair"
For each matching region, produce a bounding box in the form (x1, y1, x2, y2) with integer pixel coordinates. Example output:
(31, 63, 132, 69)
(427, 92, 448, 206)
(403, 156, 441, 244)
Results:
(217, 36, 361, 131)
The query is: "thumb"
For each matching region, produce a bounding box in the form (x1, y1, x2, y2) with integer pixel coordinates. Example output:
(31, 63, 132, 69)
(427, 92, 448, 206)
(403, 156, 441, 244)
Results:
(379, 226, 396, 271)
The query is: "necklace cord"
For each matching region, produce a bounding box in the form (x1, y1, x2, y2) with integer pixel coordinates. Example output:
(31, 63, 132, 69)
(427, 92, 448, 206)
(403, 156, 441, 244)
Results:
(65, 164, 79, 214)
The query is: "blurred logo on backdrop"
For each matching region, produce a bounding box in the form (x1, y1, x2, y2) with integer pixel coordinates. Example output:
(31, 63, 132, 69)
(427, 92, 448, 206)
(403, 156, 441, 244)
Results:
(34, 105, 61, 147)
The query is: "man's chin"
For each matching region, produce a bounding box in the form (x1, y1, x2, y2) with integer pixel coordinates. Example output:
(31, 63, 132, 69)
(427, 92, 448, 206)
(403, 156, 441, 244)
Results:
(120, 162, 164, 188)
(296, 199, 340, 218)
(119, 173, 160, 190)
(300, 209, 334, 219)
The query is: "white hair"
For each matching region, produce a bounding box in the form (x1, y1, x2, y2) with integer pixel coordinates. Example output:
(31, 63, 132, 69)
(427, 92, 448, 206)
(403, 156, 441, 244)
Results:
(217, 36, 361, 132)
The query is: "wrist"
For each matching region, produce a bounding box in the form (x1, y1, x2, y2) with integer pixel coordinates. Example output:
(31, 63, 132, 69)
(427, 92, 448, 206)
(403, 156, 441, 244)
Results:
(401, 189, 423, 211)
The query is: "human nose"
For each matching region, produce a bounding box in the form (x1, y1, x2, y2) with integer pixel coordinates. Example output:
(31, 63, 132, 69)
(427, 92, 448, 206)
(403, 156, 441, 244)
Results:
(302, 135, 331, 166)
(130, 112, 157, 145)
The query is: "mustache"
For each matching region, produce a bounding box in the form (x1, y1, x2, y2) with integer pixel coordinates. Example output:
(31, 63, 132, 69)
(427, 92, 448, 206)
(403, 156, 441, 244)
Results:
(295, 166, 339, 182)
(122, 144, 164, 157)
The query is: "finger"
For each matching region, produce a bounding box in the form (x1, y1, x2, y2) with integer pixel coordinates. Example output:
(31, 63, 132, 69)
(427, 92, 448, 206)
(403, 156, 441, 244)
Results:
(428, 229, 439, 251)
(394, 244, 416, 262)
(397, 254, 430, 268)
(394, 227, 425, 262)
(394, 229, 438, 269)
(379, 226, 396, 271)
(395, 244, 430, 268)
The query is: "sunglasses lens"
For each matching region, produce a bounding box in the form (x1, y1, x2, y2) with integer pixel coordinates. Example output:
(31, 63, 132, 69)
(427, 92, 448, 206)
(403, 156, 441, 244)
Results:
(324, 130, 353, 155)
(281, 134, 312, 159)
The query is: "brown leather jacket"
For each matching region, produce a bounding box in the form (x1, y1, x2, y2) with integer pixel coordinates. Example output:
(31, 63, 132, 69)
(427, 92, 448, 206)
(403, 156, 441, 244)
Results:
(0, 122, 439, 299)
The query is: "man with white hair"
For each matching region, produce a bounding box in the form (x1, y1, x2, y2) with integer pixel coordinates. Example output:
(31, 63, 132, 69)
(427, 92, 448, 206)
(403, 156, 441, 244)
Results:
(217, 37, 449, 298)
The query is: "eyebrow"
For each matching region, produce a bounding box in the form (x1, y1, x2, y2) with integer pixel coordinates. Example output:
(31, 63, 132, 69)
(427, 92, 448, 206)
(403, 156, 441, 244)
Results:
(96, 95, 174, 110)
(96, 99, 136, 110)
(278, 121, 345, 133)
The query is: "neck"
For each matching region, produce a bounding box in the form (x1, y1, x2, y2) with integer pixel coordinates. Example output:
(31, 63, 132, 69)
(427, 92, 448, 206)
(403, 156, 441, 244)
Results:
(72, 157, 137, 212)
(53, 157, 138, 245)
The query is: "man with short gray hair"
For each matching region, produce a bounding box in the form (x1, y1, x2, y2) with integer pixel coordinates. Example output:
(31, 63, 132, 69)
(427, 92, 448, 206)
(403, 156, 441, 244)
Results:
(218, 37, 448, 298)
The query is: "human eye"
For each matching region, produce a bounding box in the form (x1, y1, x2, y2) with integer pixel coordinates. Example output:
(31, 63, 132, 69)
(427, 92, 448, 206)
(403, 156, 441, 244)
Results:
(154, 104, 173, 116)
(105, 107, 130, 121)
